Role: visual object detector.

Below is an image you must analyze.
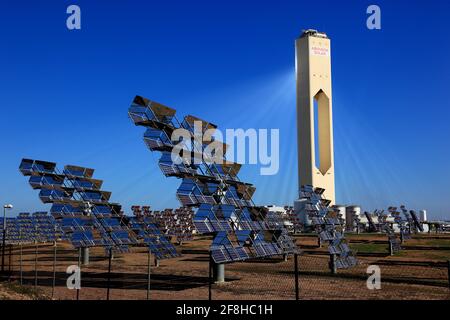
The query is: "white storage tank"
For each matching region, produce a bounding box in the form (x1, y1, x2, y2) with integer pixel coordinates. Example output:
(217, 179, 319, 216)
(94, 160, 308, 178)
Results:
(294, 198, 311, 227)
(265, 205, 294, 229)
(345, 205, 361, 231)
(419, 210, 427, 222)
(331, 204, 346, 225)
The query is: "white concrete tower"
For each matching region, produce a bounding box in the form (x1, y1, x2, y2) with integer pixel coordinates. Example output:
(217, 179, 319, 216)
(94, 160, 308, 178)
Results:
(296, 29, 336, 204)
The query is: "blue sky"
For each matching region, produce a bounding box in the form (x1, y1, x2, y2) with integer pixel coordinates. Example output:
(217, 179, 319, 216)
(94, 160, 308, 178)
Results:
(0, 0, 449, 219)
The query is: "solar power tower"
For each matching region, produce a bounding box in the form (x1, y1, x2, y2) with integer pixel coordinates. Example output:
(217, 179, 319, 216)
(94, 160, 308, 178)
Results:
(299, 185, 357, 271)
(19, 159, 137, 262)
(128, 95, 298, 280)
(296, 30, 336, 204)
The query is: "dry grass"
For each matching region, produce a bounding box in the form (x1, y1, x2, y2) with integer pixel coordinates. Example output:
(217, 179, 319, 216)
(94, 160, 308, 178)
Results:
(0, 282, 50, 300)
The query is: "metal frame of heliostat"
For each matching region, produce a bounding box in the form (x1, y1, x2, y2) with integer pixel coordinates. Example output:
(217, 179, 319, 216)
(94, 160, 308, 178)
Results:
(128, 95, 299, 282)
(19, 159, 137, 254)
(19, 158, 181, 300)
(299, 185, 358, 273)
(0, 211, 62, 295)
(19, 159, 144, 299)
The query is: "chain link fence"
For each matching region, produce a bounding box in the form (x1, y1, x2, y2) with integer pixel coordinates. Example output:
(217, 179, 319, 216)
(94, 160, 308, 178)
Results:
(1, 240, 450, 300)
(210, 256, 297, 300)
(297, 254, 449, 299)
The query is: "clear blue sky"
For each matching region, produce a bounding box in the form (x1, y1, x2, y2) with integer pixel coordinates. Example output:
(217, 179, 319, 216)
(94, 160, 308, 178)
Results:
(1, 0, 449, 219)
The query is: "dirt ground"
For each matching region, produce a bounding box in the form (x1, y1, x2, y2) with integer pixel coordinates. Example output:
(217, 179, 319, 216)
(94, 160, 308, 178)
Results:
(0, 283, 35, 300)
(1, 233, 449, 300)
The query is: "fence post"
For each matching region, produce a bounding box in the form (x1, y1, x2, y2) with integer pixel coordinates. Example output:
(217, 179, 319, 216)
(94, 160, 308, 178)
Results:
(294, 253, 299, 300)
(19, 240, 23, 285)
(146, 250, 151, 301)
(1, 219, 6, 274)
(208, 252, 212, 301)
(34, 241, 38, 289)
(52, 239, 57, 299)
(76, 248, 81, 300)
(106, 248, 113, 300)
(8, 244, 12, 280)
(329, 254, 337, 274)
(8, 244, 11, 273)
(447, 260, 450, 290)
